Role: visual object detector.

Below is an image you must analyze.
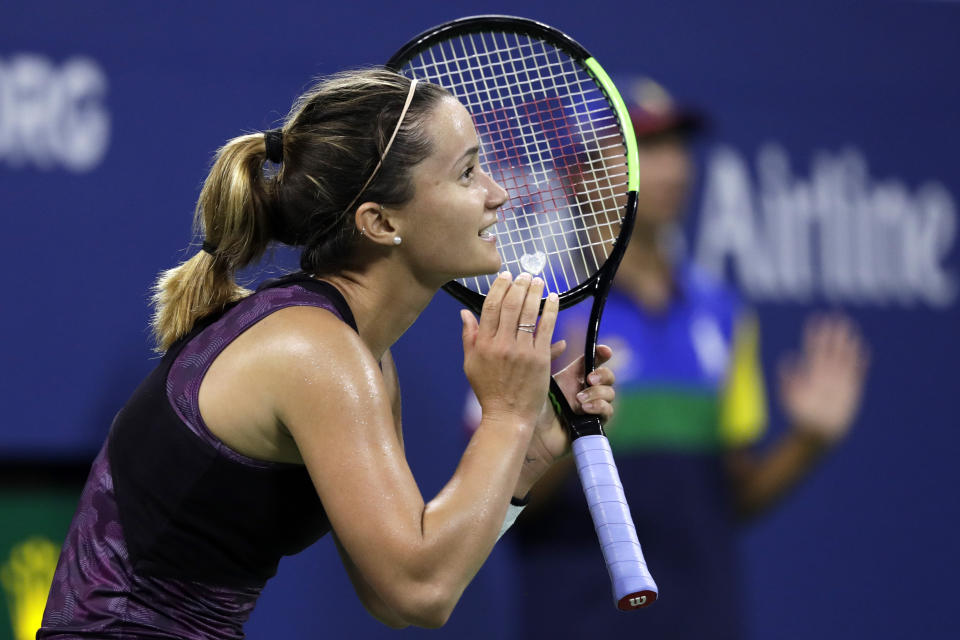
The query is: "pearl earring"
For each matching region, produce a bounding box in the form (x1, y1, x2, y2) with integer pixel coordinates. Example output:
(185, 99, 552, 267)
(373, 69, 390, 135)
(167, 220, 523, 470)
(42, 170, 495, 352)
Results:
(393, 236, 402, 246)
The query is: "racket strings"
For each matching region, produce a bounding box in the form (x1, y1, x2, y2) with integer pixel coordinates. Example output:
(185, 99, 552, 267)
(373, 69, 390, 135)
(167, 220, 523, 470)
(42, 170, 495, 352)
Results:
(402, 29, 628, 297)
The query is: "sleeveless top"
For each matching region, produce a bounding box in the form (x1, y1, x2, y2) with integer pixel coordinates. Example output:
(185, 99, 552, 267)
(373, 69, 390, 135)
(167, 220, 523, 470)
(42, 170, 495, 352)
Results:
(39, 274, 356, 639)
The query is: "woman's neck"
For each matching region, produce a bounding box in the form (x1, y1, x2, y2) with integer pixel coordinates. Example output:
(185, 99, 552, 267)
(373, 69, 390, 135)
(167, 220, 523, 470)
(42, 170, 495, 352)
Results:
(320, 259, 437, 361)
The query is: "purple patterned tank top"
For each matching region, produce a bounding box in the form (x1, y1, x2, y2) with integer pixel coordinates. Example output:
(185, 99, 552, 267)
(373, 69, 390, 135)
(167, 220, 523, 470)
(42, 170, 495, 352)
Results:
(39, 277, 353, 639)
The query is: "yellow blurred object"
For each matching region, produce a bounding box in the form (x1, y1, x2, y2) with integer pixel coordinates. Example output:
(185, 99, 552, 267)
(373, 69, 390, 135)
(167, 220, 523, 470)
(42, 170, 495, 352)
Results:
(720, 313, 768, 447)
(0, 537, 59, 640)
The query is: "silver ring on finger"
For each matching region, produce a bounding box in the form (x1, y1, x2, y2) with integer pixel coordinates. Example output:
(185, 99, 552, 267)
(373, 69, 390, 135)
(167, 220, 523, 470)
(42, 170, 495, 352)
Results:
(518, 327, 536, 334)
(518, 323, 536, 329)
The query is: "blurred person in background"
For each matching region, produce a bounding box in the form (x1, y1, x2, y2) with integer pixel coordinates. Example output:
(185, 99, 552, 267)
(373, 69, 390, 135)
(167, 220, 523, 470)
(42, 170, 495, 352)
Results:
(508, 78, 870, 638)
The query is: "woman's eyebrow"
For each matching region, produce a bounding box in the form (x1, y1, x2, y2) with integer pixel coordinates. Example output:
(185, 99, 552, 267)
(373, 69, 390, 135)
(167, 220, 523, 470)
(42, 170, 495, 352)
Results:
(454, 145, 480, 166)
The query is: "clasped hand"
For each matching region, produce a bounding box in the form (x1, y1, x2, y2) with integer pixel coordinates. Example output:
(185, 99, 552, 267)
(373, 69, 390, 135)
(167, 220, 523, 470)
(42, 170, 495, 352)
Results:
(461, 271, 617, 469)
(461, 271, 557, 428)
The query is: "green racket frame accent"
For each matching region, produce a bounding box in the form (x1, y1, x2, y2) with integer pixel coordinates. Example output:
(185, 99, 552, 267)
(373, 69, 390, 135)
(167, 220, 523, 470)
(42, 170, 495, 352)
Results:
(583, 57, 639, 192)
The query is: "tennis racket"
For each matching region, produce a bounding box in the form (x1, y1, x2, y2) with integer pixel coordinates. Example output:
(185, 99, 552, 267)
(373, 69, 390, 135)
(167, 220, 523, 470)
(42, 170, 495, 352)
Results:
(388, 15, 657, 611)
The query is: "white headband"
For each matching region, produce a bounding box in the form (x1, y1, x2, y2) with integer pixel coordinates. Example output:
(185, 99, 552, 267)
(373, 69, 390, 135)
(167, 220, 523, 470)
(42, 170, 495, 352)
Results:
(343, 78, 419, 216)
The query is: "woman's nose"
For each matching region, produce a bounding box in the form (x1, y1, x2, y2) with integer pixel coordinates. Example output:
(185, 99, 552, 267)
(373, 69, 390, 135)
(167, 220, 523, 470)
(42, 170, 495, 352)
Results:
(484, 171, 508, 209)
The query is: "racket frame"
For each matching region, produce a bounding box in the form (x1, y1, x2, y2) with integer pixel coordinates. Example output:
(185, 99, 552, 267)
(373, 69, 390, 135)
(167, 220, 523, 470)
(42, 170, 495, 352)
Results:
(387, 14, 639, 377)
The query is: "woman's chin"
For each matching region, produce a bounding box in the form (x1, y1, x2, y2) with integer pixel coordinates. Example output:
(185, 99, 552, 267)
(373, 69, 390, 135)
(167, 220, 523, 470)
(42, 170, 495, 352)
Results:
(481, 255, 503, 275)
(456, 257, 502, 280)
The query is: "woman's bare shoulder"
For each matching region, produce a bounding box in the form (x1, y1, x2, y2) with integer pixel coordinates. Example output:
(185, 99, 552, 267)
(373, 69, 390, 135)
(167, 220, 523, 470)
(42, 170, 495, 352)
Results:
(247, 304, 380, 386)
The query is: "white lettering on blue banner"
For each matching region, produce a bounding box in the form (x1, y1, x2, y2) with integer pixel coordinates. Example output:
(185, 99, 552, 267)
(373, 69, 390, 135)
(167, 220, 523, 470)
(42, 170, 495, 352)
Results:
(0, 54, 110, 172)
(695, 144, 957, 308)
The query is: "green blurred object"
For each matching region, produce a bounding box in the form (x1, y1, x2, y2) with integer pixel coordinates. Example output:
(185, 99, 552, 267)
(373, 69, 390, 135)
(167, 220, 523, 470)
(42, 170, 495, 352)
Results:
(0, 487, 80, 640)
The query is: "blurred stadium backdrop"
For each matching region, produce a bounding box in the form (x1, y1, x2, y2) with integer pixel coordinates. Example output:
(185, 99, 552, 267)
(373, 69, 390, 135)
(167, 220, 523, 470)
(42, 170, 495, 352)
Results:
(1, 2, 957, 638)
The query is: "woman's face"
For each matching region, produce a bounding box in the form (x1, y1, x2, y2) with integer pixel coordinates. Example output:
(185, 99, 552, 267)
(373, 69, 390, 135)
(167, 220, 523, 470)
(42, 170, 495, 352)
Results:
(392, 96, 507, 284)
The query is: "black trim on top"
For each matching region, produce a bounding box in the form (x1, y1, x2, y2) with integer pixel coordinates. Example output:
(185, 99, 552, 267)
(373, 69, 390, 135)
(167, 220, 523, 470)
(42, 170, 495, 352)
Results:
(256, 272, 358, 333)
(386, 14, 591, 71)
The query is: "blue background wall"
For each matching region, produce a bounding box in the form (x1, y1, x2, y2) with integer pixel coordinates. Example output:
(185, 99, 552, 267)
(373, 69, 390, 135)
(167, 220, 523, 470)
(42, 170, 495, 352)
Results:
(1, 1, 957, 638)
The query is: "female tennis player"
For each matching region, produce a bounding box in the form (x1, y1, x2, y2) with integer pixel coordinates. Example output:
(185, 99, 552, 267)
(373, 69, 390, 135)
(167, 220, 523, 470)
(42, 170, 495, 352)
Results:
(38, 69, 616, 638)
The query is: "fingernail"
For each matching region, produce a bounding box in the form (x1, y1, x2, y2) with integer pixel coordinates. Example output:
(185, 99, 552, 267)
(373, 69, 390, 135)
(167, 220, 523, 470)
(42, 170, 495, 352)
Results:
(548, 292, 558, 302)
(532, 277, 544, 287)
(581, 401, 594, 411)
(577, 391, 589, 401)
(588, 374, 599, 385)
(516, 272, 531, 283)
(498, 271, 511, 280)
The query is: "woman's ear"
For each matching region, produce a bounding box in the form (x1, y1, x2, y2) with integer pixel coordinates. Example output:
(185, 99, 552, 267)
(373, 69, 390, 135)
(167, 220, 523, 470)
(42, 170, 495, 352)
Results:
(355, 202, 399, 247)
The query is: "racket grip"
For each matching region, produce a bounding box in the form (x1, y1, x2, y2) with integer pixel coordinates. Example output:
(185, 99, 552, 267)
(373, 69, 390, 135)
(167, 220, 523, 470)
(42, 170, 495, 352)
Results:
(572, 434, 658, 610)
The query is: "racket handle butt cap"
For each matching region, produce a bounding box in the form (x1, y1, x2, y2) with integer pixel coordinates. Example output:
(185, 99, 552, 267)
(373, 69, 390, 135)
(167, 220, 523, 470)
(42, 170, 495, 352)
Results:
(617, 589, 657, 611)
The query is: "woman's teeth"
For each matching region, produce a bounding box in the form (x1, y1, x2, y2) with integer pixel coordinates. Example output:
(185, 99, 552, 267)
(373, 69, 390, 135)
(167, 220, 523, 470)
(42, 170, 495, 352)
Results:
(479, 223, 496, 240)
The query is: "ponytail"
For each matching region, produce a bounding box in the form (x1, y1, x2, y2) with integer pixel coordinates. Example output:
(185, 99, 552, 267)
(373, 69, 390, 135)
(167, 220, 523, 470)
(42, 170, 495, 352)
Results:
(150, 133, 276, 351)
(151, 69, 449, 350)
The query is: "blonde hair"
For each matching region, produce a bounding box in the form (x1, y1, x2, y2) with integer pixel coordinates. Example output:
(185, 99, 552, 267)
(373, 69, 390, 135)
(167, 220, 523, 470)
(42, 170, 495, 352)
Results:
(150, 69, 448, 351)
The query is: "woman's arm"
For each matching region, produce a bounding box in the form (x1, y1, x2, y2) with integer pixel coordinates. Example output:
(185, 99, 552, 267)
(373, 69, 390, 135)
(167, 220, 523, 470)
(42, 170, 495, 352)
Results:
(380, 348, 404, 450)
(328, 348, 408, 627)
(268, 275, 557, 628)
(331, 533, 409, 628)
(726, 314, 869, 519)
(725, 431, 829, 519)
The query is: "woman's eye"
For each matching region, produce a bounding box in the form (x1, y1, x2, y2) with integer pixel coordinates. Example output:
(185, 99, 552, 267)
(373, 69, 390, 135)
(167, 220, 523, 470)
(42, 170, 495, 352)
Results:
(462, 165, 475, 180)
